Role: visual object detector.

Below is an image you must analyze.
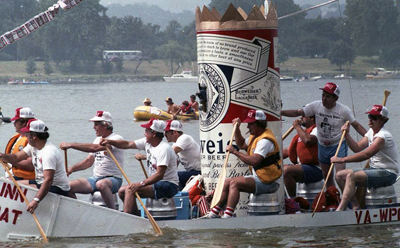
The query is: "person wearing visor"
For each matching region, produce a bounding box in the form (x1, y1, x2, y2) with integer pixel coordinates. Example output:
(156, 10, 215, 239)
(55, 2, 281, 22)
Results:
(331, 105, 399, 211)
(59, 111, 124, 209)
(0, 119, 70, 214)
(207, 109, 281, 218)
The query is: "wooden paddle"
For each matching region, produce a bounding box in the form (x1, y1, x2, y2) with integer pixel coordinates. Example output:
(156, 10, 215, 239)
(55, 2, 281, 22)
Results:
(138, 159, 149, 179)
(105, 147, 163, 235)
(64, 150, 68, 175)
(0, 159, 48, 243)
(312, 121, 349, 217)
(356, 89, 391, 208)
(210, 122, 238, 208)
(282, 126, 295, 141)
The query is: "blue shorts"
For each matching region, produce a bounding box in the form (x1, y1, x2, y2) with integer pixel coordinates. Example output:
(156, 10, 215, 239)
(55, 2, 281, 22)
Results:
(353, 168, 397, 188)
(318, 142, 348, 164)
(302, 164, 323, 184)
(178, 170, 201, 190)
(28, 180, 69, 196)
(87, 176, 123, 194)
(245, 174, 279, 195)
(153, 181, 179, 200)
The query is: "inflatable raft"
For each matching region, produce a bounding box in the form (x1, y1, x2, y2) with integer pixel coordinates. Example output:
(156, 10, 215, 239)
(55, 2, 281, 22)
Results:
(133, 106, 197, 121)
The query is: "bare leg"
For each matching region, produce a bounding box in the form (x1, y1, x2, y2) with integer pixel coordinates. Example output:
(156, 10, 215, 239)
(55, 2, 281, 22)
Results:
(336, 170, 367, 211)
(226, 177, 255, 209)
(123, 187, 140, 215)
(283, 164, 304, 197)
(68, 178, 94, 199)
(215, 178, 232, 208)
(118, 185, 128, 202)
(96, 178, 115, 209)
(321, 162, 345, 188)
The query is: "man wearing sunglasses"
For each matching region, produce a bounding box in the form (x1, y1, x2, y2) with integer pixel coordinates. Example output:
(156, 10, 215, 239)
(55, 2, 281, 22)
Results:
(331, 105, 398, 211)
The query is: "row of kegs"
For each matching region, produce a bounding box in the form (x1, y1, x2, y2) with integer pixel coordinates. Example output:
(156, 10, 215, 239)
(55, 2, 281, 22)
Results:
(0, 0, 83, 50)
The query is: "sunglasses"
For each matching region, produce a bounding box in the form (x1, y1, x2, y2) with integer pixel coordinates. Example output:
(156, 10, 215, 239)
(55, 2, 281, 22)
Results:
(368, 114, 379, 121)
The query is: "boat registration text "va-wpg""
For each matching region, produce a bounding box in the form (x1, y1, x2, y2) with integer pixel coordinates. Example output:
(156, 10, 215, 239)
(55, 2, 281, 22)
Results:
(355, 208, 400, 225)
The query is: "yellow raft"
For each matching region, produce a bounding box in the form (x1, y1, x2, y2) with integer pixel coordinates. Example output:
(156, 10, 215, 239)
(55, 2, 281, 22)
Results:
(133, 106, 197, 121)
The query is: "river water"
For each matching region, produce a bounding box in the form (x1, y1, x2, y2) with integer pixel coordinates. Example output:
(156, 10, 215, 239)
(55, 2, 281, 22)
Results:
(1, 78, 400, 247)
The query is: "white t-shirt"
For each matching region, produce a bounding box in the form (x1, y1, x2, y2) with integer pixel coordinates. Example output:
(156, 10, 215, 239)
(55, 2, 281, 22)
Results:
(304, 100, 355, 147)
(91, 133, 124, 178)
(135, 137, 179, 186)
(23, 141, 70, 191)
(173, 134, 201, 171)
(366, 127, 399, 174)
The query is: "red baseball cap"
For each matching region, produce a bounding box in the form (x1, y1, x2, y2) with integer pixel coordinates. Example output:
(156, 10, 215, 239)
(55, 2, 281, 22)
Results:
(242, 110, 266, 123)
(319, 82, 340, 97)
(365, 105, 389, 118)
(20, 119, 48, 133)
(141, 118, 166, 133)
(11, 107, 34, 121)
(164, 120, 183, 131)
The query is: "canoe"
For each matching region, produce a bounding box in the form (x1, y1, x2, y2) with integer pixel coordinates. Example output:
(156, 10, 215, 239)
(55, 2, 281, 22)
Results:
(2, 177, 400, 242)
(133, 106, 197, 121)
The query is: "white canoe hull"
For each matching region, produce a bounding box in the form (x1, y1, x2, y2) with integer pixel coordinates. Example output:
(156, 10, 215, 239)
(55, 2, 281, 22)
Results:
(2, 177, 400, 242)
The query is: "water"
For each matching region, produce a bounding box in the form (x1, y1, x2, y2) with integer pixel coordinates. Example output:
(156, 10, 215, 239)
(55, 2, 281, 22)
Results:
(1, 78, 400, 247)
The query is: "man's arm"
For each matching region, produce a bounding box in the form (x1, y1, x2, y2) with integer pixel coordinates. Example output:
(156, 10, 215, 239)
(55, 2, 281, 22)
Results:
(173, 146, 183, 154)
(27, 169, 54, 214)
(10, 157, 34, 171)
(228, 147, 264, 166)
(281, 108, 305, 117)
(332, 137, 383, 163)
(231, 118, 247, 150)
(293, 119, 317, 145)
(67, 154, 95, 176)
(0, 150, 29, 164)
(60, 142, 106, 153)
(351, 120, 367, 136)
(100, 139, 137, 149)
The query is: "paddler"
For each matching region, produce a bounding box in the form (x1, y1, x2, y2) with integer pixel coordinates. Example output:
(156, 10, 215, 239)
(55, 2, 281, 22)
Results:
(283, 115, 322, 198)
(164, 120, 201, 190)
(206, 110, 281, 218)
(0, 119, 70, 214)
(100, 118, 179, 216)
(189, 94, 199, 111)
(281, 82, 367, 189)
(165, 97, 180, 116)
(59, 111, 125, 209)
(331, 105, 399, 211)
(5, 107, 36, 181)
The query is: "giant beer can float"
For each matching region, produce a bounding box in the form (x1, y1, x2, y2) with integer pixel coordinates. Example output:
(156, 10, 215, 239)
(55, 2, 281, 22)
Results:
(196, 3, 284, 216)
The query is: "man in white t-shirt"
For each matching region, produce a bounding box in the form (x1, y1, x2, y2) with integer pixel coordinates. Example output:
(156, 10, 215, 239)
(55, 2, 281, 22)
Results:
(0, 119, 70, 214)
(101, 118, 179, 216)
(331, 105, 399, 210)
(281, 82, 367, 188)
(59, 111, 124, 209)
(164, 120, 201, 190)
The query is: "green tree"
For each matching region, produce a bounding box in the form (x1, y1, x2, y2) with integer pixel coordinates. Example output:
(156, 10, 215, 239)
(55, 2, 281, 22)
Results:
(379, 44, 400, 70)
(327, 40, 355, 70)
(156, 40, 191, 75)
(102, 60, 113, 74)
(44, 60, 53, 75)
(25, 57, 37, 74)
(114, 58, 123, 72)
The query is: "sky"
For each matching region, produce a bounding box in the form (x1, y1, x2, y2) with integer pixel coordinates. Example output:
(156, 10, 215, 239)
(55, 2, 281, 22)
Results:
(100, 0, 211, 13)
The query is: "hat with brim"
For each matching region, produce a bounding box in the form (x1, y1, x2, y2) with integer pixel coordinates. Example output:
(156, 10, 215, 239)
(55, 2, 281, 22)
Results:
(243, 110, 266, 123)
(11, 107, 34, 121)
(319, 82, 340, 97)
(164, 120, 183, 131)
(143, 98, 152, 103)
(141, 118, 166, 133)
(89, 111, 112, 123)
(366, 105, 389, 118)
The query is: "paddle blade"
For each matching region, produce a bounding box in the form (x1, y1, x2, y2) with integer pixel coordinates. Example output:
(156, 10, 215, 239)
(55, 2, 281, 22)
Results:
(210, 165, 227, 208)
(1, 117, 11, 123)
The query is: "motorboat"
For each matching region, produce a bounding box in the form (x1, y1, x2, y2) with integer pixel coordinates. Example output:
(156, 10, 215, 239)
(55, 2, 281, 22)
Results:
(279, 75, 294, 81)
(366, 68, 400, 80)
(163, 71, 198, 83)
(334, 74, 352, 79)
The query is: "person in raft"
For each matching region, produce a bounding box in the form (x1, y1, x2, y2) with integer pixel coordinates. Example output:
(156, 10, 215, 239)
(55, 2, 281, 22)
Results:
(331, 105, 399, 211)
(0, 119, 70, 214)
(206, 109, 281, 218)
(143, 98, 152, 107)
(5, 107, 36, 181)
(281, 82, 367, 189)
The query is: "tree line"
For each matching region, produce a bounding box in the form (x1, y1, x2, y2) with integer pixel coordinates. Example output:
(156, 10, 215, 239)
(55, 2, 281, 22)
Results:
(0, 0, 399, 75)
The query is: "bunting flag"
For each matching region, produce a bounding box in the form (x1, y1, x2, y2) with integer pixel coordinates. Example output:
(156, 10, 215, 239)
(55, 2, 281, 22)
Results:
(0, 0, 83, 50)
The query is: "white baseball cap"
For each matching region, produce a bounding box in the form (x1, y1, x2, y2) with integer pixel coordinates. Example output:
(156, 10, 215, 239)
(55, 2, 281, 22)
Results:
(89, 111, 112, 123)
(141, 118, 166, 133)
(11, 107, 34, 121)
(164, 120, 183, 132)
(242, 109, 266, 123)
(20, 119, 48, 133)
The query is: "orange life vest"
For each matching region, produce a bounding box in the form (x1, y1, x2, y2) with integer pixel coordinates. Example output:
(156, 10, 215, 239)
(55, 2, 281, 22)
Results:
(288, 125, 319, 166)
(247, 129, 282, 184)
(5, 134, 35, 180)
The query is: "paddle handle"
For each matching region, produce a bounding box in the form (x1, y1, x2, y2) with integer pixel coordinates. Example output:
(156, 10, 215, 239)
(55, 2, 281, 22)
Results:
(64, 150, 68, 174)
(139, 159, 149, 179)
(210, 122, 238, 208)
(312, 121, 348, 217)
(1, 160, 48, 243)
(105, 147, 163, 235)
(282, 126, 295, 141)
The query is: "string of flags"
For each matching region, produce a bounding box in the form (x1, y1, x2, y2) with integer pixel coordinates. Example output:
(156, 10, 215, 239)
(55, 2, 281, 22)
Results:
(0, 0, 83, 51)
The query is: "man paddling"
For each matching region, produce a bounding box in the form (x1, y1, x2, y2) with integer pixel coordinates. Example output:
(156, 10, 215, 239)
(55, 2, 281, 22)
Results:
(283, 115, 322, 197)
(331, 105, 399, 211)
(59, 111, 124, 209)
(5, 107, 36, 181)
(206, 110, 281, 218)
(189, 94, 199, 112)
(100, 118, 179, 216)
(0, 119, 70, 214)
(281, 82, 367, 188)
(164, 120, 201, 190)
(165, 97, 180, 116)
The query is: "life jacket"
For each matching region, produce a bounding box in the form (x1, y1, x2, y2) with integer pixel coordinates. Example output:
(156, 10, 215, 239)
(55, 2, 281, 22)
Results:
(181, 105, 193, 114)
(247, 129, 282, 184)
(5, 134, 35, 180)
(288, 124, 318, 166)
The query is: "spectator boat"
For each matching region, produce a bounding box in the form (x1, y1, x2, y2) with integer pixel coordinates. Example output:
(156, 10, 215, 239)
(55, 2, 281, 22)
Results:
(133, 106, 197, 121)
(366, 68, 400, 80)
(163, 71, 198, 83)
